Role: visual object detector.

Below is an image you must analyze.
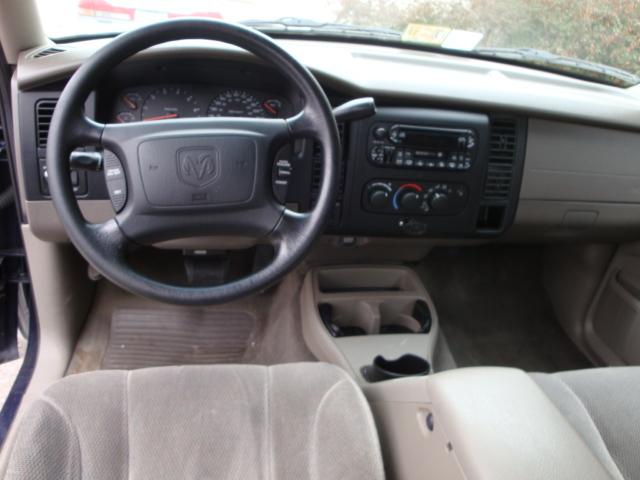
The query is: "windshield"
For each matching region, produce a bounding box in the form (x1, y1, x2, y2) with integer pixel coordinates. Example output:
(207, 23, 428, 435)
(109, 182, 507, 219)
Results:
(36, 0, 640, 87)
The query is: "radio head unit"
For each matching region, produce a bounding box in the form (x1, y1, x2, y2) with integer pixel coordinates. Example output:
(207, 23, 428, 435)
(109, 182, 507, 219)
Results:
(369, 123, 477, 172)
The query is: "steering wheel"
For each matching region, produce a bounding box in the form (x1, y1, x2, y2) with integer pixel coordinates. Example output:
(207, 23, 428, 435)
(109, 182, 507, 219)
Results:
(47, 19, 339, 305)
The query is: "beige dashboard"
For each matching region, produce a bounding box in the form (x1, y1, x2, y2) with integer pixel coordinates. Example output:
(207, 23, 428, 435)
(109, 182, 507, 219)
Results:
(10, 37, 640, 245)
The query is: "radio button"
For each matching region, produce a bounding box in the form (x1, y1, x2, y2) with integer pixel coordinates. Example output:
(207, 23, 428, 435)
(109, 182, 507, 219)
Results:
(370, 146, 385, 164)
(374, 127, 388, 139)
(403, 150, 414, 167)
(467, 135, 476, 149)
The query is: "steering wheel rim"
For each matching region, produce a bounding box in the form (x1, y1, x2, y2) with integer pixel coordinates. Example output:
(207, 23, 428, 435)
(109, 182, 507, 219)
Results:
(47, 18, 339, 305)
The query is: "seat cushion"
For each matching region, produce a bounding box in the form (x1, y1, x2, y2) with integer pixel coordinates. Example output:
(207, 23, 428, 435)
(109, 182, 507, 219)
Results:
(5, 363, 384, 480)
(532, 367, 640, 480)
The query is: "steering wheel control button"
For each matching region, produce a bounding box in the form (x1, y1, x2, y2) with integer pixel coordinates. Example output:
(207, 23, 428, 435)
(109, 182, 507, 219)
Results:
(273, 159, 292, 203)
(104, 151, 124, 180)
(108, 179, 127, 213)
(138, 138, 256, 207)
(103, 150, 127, 212)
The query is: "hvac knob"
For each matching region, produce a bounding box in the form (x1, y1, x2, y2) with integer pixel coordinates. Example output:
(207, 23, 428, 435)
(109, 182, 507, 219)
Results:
(428, 192, 450, 212)
(368, 188, 390, 210)
(399, 190, 421, 210)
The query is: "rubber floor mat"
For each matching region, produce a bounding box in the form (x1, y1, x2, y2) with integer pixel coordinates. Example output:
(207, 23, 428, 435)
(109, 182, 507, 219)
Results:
(102, 309, 256, 370)
(419, 246, 592, 372)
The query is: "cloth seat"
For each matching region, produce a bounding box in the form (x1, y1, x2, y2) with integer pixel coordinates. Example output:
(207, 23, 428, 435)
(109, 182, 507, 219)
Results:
(532, 367, 640, 480)
(5, 362, 384, 480)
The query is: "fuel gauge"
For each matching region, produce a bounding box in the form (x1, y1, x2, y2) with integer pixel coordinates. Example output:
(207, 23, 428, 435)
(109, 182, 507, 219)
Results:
(263, 99, 283, 117)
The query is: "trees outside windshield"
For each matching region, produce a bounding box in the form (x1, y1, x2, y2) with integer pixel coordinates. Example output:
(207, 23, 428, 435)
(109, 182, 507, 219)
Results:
(37, 0, 640, 79)
(337, 0, 640, 77)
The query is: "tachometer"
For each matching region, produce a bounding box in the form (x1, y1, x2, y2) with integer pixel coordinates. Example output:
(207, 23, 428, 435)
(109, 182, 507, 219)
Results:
(141, 86, 202, 121)
(208, 89, 266, 117)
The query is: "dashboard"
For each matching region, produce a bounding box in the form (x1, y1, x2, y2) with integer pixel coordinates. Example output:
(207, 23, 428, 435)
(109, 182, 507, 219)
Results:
(110, 85, 292, 123)
(13, 38, 640, 244)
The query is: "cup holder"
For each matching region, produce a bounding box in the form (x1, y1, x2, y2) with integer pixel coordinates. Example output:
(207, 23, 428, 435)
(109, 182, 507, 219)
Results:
(319, 302, 370, 337)
(379, 299, 432, 334)
(362, 354, 431, 382)
(319, 299, 432, 337)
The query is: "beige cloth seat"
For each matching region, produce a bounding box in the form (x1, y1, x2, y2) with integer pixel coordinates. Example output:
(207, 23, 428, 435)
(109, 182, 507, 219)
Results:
(5, 363, 384, 480)
(531, 367, 640, 480)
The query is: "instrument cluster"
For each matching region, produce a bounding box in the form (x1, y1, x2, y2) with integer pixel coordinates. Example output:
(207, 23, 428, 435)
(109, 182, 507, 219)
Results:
(110, 85, 291, 123)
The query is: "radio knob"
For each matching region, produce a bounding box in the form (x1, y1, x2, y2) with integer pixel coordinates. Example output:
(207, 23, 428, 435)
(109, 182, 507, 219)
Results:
(399, 190, 421, 210)
(373, 127, 388, 139)
(368, 188, 390, 210)
(428, 192, 450, 212)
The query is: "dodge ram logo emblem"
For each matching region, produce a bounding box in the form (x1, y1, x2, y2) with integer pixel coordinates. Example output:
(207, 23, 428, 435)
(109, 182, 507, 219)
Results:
(176, 148, 220, 187)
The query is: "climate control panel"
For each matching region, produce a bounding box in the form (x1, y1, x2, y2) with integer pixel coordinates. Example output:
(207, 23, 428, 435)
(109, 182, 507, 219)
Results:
(363, 180, 469, 216)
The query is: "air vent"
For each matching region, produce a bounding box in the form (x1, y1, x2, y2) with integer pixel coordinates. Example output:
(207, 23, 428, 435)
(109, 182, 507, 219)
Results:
(36, 99, 57, 149)
(32, 46, 66, 59)
(311, 122, 346, 211)
(482, 119, 517, 200)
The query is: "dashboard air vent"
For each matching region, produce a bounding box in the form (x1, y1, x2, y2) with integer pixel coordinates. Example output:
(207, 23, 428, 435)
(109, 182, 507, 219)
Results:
(32, 46, 66, 59)
(36, 99, 58, 149)
(483, 119, 517, 200)
(311, 122, 346, 210)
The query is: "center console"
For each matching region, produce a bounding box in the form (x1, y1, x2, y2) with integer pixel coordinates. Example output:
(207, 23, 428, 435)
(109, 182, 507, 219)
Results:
(331, 107, 526, 238)
(301, 265, 613, 480)
(364, 369, 616, 480)
(301, 265, 439, 386)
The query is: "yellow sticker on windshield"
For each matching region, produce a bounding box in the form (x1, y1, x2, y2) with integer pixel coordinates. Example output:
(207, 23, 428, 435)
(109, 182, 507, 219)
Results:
(402, 24, 451, 45)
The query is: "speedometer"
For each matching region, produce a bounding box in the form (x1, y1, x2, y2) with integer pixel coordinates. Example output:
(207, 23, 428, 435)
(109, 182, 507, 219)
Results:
(208, 89, 266, 117)
(141, 86, 201, 121)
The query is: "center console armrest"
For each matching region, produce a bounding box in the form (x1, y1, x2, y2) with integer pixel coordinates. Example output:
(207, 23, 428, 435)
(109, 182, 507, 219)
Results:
(365, 368, 616, 480)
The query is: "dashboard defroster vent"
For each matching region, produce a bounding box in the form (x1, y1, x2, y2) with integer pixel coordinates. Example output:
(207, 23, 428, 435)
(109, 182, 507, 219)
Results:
(32, 47, 66, 59)
(311, 122, 346, 218)
(483, 119, 517, 200)
(36, 99, 58, 149)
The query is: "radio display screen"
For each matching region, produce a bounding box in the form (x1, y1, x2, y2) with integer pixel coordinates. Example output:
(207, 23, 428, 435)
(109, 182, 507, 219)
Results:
(403, 130, 459, 150)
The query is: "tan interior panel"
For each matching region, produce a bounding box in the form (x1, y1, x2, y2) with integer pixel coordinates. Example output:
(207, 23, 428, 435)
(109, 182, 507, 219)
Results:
(586, 242, 640, 365)
(365, 368, 617, 480)
(543, 244, 615, 362)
